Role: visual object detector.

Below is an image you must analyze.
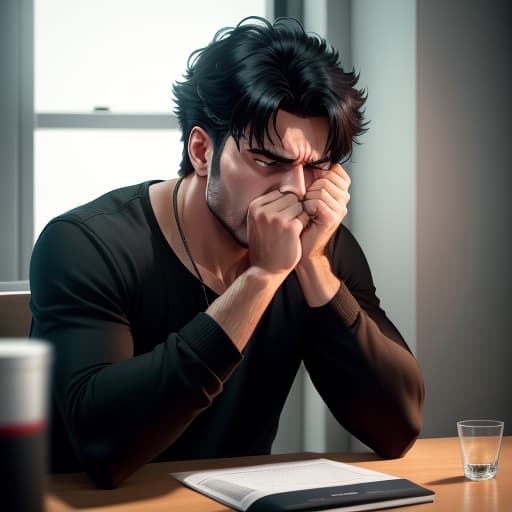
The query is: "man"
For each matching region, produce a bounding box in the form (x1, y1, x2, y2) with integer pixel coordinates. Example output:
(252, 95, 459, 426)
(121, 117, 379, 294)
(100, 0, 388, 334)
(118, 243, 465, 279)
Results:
(30, 16, 424, 489)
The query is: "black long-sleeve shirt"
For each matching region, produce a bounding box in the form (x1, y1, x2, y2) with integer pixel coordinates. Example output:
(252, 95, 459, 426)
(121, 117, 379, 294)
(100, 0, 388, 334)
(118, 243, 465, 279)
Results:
(29, 181, 424, 489)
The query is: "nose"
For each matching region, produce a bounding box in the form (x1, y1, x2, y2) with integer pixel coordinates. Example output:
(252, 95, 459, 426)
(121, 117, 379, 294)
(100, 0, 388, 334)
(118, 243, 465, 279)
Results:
(279, 165, 311, 199)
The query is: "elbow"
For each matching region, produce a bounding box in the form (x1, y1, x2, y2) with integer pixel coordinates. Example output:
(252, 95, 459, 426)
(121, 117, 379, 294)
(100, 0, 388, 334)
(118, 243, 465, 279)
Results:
(377, 405, 423, 459)
(88, 468, 124, 490)
(378, 421, 421, 459)
(91, 473, 122, 490)
(381, 375, 425, 459)
(351, 408, 423, 461)
(79, 441, 138, 489)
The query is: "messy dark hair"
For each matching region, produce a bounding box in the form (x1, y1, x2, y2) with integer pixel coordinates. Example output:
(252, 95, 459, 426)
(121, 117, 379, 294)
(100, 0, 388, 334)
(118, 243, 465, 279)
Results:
(172, 16, 367, 176)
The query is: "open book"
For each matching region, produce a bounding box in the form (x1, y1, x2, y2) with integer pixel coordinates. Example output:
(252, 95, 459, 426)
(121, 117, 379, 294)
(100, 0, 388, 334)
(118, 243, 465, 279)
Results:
(171, 458, 435, 511)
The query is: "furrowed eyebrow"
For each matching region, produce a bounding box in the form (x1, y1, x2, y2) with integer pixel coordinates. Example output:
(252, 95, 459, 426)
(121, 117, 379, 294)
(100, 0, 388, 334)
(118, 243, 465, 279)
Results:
(248, 148, 331, 167)
(248, 148, 296, 164)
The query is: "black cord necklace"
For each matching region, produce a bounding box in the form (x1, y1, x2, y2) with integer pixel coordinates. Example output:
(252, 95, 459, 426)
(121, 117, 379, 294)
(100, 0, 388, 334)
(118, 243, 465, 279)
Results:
(172, 177, 210, 308)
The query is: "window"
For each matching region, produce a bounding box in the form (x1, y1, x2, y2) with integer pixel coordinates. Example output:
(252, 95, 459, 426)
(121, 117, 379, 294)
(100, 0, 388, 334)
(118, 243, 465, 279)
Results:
(34, 0, 267, 237)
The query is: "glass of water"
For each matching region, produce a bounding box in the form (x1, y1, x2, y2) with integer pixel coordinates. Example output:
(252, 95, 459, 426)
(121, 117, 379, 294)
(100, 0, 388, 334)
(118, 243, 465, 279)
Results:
(457, 419, 504, 480)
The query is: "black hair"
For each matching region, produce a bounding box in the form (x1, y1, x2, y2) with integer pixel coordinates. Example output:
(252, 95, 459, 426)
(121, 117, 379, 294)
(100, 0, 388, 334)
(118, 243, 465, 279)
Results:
(172, 16, 367, 176)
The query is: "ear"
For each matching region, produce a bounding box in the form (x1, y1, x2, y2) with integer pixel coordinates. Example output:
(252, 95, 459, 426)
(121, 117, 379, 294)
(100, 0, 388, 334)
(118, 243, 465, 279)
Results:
(188, 127, 214, 177)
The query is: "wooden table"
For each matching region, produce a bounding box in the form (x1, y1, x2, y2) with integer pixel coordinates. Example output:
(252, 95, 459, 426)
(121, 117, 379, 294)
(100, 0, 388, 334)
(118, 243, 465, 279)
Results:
(46, 436, 511, 511)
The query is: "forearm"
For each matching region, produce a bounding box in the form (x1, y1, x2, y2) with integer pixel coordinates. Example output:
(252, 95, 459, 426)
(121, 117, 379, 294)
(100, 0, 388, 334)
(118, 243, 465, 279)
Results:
(294, 255, 341, 307)
(73, 342, 218, 486)
(305, 287, 424, 458)
(346, 308, 424, 457)
(206, 266, 288, 352)
(40, 314, 241, 488)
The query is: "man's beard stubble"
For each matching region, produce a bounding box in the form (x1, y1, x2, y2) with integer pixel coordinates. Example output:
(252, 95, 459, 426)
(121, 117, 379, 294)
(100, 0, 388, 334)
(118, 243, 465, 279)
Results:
(205, 151, 249, 249)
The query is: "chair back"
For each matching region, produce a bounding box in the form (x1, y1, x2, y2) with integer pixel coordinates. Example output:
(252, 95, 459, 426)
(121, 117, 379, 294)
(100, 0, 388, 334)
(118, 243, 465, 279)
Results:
(0, 281, 32, 337)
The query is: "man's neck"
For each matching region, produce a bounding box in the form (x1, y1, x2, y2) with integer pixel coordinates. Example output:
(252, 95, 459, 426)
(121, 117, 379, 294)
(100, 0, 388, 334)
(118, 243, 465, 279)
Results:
(174, 175, 249, 293)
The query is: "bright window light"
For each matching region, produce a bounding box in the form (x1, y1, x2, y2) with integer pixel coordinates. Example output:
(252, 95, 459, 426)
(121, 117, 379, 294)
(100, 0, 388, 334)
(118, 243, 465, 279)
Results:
(34, 129, 183, 238)
(35, 0, 267, 112)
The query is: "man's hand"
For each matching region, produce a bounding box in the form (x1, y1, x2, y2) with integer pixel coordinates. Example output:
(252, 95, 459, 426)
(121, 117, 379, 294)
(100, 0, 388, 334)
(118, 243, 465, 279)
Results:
(294, 163, 351, 306)
(245, 164, 350, 306)
(299, 163, 351, 262)
(247, 190, 306, 276)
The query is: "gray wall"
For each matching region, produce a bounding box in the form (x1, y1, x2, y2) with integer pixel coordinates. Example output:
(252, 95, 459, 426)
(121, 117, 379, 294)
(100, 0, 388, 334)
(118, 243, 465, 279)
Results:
(350, 0, 417, 353)
(349, 0, 511, 438)
(416, 0, 512, 436)
(0, 0, 34, 281)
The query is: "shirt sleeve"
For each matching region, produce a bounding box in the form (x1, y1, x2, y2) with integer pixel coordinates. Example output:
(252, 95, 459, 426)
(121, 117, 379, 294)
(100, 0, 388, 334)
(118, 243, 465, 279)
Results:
(30, 220, 242, 488)
(302, 226, 425, 459)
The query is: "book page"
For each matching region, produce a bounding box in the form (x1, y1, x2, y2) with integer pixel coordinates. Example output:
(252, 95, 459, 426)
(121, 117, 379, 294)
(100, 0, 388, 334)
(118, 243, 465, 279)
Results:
(172, 458, 397, 511)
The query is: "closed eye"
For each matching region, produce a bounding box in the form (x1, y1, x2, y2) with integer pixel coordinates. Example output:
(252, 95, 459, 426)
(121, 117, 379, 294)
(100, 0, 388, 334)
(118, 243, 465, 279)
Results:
(254, 158, 279, 167)
(305, 163, 328, 170)
(305, 158, 332, 171)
